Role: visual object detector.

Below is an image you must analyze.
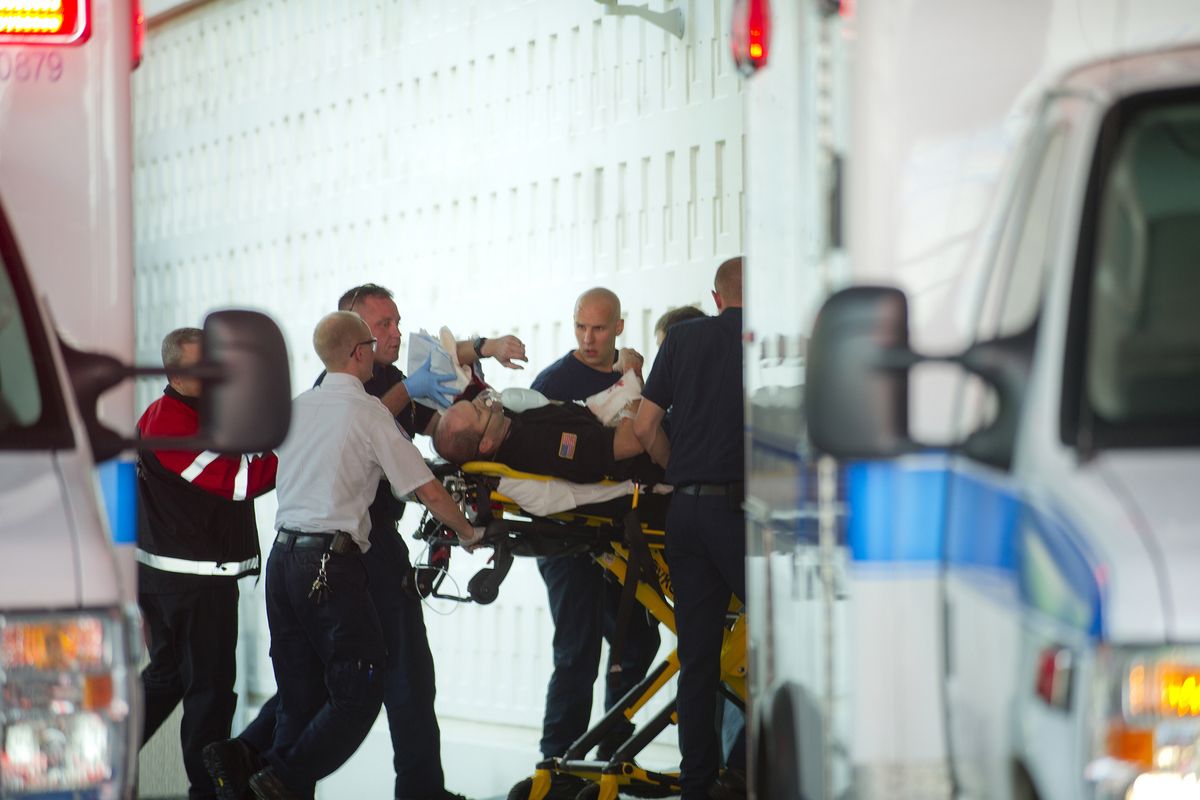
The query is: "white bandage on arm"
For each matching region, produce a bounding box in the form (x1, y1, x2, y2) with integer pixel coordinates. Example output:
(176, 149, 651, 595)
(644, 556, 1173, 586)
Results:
(585, 369, 643, 427)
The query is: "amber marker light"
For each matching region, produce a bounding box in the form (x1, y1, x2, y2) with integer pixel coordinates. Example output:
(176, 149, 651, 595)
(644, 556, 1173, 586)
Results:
(1159, 664, 1200, 717)
(1107, 722, 1156, 769)
(1, 617, 105, 671)
(1127, 661, 1200, 718)
(83, 674, 116, 710)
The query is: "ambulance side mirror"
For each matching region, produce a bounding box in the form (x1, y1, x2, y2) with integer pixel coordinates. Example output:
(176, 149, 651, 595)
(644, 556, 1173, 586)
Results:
(198, 310, 292, 453)
(806, 286, 917, 458)
(806, 286, 1033, 468)
(64, 309, 291, 461)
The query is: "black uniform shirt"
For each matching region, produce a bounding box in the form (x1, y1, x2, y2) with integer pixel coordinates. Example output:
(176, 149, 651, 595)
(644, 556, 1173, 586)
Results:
(532, 350, 621, 401)
(365, 363, 437, 436)
(317, 363, 436, 436)
(642, 307, 744, 486)
(494, 404, 618, 483)
(493, 404, 664, 484)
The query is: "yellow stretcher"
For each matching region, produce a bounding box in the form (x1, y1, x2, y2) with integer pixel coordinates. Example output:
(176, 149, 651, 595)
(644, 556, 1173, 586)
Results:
(415, 461, 747, 800)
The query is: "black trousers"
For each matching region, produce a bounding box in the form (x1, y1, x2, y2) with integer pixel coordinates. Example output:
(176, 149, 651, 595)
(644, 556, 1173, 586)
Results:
(365, 533, 446, 799)
(666, 493, 747, 800)
(261, 539, 386, 797)
(140, 580, 240, 800)
(241, 531, 446, 799)
(537, 552, 662, 759)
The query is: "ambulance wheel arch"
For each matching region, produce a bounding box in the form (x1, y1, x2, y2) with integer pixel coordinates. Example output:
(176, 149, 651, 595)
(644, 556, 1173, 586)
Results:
(753, 682, 817, 800)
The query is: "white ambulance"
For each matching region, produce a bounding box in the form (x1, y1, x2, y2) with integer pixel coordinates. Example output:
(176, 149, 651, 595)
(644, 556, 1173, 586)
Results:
(741, 1, 1200, 798)
(0, 2, 289, 796)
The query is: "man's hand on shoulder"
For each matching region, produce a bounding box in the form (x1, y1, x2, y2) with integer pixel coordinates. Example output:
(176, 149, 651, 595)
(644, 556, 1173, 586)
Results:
(615, 347, 644, 379)
(485, 335, 528, 370)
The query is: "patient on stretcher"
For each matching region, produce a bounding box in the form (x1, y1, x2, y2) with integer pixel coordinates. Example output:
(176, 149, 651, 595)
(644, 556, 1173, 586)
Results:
(433, 391, 664, 486)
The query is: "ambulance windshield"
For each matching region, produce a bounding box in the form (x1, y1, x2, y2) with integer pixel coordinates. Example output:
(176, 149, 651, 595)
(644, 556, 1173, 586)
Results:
(1084, 96, 1200, 442)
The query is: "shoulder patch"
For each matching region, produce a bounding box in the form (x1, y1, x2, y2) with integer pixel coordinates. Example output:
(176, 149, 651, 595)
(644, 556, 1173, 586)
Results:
(558, 432, 577, 460)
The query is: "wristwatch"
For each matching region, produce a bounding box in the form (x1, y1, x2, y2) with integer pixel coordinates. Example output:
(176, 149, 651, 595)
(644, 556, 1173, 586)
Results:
(472, 336, 488, 358)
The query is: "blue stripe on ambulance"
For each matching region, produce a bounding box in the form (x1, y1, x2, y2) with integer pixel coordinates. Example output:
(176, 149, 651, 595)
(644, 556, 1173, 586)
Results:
(96, 458, 137, 544)
(1016, 500, 1104, 638)
(843, 459, 1103, 638)
(846, 459, 947, 562)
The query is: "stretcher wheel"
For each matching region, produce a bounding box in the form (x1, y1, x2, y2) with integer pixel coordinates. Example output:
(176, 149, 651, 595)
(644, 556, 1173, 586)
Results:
(468, 569, 500, 604)
(510, 771, 589, 800)
(468, 541, 514, 604)
(508, 778, 534, 800)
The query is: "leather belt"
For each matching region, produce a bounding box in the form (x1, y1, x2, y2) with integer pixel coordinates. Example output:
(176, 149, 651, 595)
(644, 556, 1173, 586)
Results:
(676, 481, 744, 497)
(275, 529, 360, 555)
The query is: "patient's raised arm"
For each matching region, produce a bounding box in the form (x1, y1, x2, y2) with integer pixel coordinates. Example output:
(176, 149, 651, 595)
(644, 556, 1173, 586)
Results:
(613, 400, 647, 461)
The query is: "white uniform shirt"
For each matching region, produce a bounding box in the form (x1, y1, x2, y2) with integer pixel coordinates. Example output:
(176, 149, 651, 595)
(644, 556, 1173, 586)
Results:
(275, 372, 433, 551)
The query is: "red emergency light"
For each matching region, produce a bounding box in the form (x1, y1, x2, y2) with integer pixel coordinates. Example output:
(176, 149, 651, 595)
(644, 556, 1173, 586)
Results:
(132, 0, 143, 68)
(730, 0, 769, 76)
(0, 0, 89, 46)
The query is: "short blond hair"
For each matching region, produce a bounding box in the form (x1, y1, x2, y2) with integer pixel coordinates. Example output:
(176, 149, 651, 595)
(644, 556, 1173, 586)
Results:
(313, 311, 370, 370)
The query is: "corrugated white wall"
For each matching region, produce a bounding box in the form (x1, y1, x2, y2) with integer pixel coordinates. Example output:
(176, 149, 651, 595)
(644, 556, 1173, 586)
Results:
(132, 1, 743, 796)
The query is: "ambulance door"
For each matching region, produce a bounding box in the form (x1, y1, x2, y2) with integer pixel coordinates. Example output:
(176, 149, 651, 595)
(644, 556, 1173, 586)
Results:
(940, 95, 1084, 798)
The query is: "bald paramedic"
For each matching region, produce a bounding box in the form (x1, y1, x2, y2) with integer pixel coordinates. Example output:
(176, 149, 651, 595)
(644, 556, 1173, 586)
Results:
(519, 286, 661, 770)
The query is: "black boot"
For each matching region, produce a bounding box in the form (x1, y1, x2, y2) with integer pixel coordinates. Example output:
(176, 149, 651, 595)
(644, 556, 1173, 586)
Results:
(248, 766, 305, 800)
(203, 738, 264, 800)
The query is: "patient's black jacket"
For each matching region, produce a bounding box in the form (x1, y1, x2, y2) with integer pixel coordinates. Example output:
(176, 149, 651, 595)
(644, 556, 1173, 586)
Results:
(494, 404, 663, 484)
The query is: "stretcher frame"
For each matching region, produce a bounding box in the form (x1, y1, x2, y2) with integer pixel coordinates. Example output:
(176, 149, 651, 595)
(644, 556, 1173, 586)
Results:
(418, 461, 747, 800)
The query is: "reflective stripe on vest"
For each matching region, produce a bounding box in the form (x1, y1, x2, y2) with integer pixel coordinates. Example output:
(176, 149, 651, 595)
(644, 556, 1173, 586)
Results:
(179, 450, 220, 483)
(179, 450, 257, 500)
(135, 548, 259, 577)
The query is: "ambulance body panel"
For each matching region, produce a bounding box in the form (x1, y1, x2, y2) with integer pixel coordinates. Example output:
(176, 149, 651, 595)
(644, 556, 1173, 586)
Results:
(743, 3, 1200, 798)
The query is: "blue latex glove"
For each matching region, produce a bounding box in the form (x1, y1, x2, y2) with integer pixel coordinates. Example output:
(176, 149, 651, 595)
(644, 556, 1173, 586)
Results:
(404, 355, 459, 409)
